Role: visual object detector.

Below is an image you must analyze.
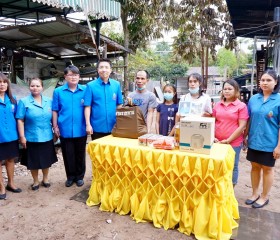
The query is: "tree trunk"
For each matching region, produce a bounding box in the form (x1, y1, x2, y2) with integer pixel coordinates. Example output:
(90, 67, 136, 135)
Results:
(201, 46, 205, 90)
(205, 47, 209, 90)
(121, 8, 129, 97)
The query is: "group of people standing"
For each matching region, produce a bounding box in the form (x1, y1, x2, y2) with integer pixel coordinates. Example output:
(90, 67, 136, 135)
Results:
(1, 59, 279, 209)
(155, 70, 280, 209)
(0, 59, 158, 199)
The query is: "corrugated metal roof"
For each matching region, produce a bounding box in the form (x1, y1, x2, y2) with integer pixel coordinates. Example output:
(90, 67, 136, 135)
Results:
(33, 0, 121, 19)
(0, 17, 129, 58)
(0, 0, 120, 25)
(0, 0, 71, 21)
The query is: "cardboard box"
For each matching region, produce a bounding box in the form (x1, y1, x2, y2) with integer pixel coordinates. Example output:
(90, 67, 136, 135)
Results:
(179, 116, 215, 154)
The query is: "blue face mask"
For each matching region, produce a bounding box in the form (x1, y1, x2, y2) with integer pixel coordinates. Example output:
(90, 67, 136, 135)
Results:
(136, 85, 146, 91)
(163, 92, 174, 101)
(188, 87, 199, 95)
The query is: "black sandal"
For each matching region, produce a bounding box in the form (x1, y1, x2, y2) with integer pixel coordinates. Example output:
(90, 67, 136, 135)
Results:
(41, 182, 51, 188)
(31, 184, 39, 191)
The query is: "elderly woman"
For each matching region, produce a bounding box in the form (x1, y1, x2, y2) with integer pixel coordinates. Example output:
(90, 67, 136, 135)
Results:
(244, 70, 280, 208)
(0, 73, 22, 200)
(17, 78, 57, 190)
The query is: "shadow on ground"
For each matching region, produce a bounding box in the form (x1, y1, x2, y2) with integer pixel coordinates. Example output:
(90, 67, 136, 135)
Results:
(70, 187, 89, 203)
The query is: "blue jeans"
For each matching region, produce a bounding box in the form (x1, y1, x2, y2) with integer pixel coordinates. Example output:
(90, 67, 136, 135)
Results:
(232, 145, 242, 185)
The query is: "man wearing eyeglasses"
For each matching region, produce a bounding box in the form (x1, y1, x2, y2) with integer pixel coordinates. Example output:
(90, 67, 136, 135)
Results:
(84, 58, 123, 140)
(52, 65, 87, 188)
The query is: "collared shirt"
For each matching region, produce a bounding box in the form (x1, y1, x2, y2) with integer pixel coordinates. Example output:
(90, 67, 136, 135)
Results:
(52, 83, 86, 138)
(213, 99, 249, 147)
(0, 94, 18, 143)
(16, 94, 53, 142)
(248, 93, 280, 152)
(84, 77, 123, 133)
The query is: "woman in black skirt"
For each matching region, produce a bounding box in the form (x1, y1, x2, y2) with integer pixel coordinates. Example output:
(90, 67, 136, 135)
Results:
(244, 70, 280, 208)
(16, 78, 57, 190)
(0, 73, 22, 200)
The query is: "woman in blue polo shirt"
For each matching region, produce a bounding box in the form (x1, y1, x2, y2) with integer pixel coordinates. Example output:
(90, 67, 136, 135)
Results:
(244, 70, 280, 209)
(52, 65, 87, 188)
(0, 73, 22, 200)
(17, 78, 57, 190)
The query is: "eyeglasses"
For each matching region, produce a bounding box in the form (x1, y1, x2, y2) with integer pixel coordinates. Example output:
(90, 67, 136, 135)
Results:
(66, 74, 79, 77)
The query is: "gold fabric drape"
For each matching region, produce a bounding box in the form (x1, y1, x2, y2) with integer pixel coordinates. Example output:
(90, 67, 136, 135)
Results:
(87, 136, 239, 240)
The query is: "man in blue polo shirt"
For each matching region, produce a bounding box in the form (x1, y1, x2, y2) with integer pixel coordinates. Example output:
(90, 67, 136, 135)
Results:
(84, 58, 123, 140)
(52, 65, 87, 188)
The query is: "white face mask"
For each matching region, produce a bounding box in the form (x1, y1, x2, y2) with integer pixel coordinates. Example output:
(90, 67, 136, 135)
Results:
(188, 87, 199, 94)
(163, 92, 174, 101)
(136, 85, 146, 91)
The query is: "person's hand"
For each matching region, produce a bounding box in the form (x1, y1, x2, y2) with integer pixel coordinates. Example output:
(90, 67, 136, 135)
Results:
(202, 112, 212, 117)
(53, 126, 60, 138)
(53, 134, 58, 143)
(243, 138, 248, 148)
(20, 136, 27, 149)
(273, 146, 280, 159)
(220, 139, 230, 144)
(214, 138, 220, 143)
(86, 124, 93, 135)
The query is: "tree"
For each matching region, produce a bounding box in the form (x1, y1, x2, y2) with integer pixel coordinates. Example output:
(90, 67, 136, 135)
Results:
(128, 46, 188, 83)
(115, 1, 175, 93)
(172, 0, 236, 89)
(216, 48, 237, 78)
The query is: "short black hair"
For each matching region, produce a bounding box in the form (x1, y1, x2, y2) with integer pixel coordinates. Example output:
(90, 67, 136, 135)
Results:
(136, 70, 150, 79)
(64, 65, 80, 75)
(97, 58, 112, 68)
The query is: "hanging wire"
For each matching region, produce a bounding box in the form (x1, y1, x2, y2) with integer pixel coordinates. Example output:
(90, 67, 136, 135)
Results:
(235, 22, 275, 31)
(238, 24, 280, 38)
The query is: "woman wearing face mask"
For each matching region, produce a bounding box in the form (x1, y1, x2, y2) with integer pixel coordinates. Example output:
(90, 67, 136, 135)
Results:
(177, 73, 212, 119)
(156, 84, 178, 136)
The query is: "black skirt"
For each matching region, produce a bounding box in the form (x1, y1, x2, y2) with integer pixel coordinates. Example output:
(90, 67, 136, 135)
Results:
(21, 140, 58, 170)
(0, 140, 19, 161)
(246, 148, 276, 167)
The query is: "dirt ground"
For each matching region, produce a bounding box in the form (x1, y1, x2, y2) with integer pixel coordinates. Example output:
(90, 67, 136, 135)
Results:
(1, 144, 280, 240)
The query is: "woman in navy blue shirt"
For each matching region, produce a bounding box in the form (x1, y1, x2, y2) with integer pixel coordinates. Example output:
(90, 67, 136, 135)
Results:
(0, 73, 22, 200)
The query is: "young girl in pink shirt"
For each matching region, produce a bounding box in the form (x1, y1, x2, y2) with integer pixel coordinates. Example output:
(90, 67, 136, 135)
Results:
(213, 79, 249, 186)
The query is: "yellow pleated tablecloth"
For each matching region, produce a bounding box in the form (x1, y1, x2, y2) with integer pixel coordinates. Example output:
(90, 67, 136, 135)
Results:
(86, 135, 239, 240)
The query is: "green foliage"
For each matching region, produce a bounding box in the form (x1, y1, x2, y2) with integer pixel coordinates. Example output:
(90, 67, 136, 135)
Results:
(216, 48, 238, 77)
(155, 41, 171, 52)
(172, 0, 236, 67)
(100, 22, 124, 45)
(128, 46, 188, 82)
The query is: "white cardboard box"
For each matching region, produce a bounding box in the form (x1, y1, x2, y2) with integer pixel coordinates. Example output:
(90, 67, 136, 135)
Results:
(179, 116, 215, 154)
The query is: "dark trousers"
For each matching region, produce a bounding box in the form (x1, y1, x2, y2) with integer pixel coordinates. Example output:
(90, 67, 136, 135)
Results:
(91, 132, 111, 141)
(60, 136, 87, 181)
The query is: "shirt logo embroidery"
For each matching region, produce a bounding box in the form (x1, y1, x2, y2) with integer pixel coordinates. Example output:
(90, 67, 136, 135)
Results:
(267, 111, 273, 118)
(112, 93, 116, 100)
(11, 104, 15, 113)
